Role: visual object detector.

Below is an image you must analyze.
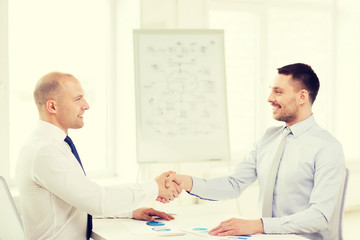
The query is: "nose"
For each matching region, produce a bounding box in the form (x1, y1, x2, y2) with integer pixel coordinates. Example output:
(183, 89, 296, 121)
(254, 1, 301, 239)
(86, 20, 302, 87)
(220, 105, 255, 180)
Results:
(83, 99, 90, 110)
(267, 92, 275, 103)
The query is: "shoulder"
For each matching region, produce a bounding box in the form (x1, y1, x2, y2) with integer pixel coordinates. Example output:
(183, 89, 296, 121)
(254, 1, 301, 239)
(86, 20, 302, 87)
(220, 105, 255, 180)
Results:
(261, 125, 283, 141)
(303, 123, 345, 165)
(254, 125, 283, 148)
(310, 125, 345, 169)
(19, 132, 67, 166)
(309, 123, 342, 148)
(264, 126, 283, 136)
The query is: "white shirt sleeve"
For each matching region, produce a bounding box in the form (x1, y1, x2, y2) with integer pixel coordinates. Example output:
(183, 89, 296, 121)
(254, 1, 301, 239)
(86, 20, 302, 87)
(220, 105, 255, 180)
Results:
(33, 145, 158, 216)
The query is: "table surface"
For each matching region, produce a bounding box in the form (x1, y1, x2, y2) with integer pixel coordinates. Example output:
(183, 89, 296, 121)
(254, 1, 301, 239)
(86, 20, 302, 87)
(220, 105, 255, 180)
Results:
(91, 204, 308, 240)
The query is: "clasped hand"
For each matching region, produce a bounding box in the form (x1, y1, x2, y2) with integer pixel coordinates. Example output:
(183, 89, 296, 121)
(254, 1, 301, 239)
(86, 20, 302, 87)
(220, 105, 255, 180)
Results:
(155, 171, 192, 203)
(155, 172, 264, 236)
(155, 171, 181, 203)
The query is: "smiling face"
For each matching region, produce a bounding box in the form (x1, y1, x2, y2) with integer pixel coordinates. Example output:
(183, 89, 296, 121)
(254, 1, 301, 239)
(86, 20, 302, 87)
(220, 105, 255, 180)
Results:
(268, 74, 301, 126)
(54, 76, 89, 134)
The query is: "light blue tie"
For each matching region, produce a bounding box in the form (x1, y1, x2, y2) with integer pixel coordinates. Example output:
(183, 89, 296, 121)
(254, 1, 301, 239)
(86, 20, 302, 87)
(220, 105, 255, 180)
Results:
(262, 127, 291, 218)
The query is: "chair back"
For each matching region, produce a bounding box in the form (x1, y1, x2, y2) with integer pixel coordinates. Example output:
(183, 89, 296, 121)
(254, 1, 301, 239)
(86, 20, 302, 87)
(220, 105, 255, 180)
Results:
(0, 176, 24, 240)
(329, 168, 349, 240)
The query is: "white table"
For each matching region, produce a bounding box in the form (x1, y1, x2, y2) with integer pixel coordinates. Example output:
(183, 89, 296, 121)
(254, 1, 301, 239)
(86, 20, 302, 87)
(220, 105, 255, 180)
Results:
(91, 206, 308, 240)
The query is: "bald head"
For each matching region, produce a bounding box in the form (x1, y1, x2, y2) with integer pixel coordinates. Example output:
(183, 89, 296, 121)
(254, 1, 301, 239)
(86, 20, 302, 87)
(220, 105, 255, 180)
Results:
(33, 72, 89, 133)
(33, 72, 74, 112)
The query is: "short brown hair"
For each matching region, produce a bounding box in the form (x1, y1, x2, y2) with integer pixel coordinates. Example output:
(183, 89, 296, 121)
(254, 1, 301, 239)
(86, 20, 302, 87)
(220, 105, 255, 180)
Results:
(277, 63, 320, 104)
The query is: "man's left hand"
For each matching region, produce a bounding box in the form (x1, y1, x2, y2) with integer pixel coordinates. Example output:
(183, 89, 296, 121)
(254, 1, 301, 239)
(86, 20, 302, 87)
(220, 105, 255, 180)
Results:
(209, 218, 264, 236)
(132, 207, 175, 222)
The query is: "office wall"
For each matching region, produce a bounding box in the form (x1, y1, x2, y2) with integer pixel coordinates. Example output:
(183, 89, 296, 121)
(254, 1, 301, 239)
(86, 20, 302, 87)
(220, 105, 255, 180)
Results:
(140, 0, 360, 212)
(2, 0, 359, 213)
(335, 0, 360, 209)
(114, 0, 141, 180)
(141, 0, 206, 28)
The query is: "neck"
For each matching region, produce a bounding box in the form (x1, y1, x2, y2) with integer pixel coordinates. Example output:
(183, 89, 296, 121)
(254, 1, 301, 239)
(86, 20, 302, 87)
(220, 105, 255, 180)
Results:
(39, 113, 68, 135)
(286, 108, 313, 127)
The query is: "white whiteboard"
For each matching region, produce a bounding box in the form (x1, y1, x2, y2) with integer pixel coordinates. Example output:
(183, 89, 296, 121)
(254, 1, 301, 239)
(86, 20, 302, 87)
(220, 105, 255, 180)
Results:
(134, 29, 230, 163)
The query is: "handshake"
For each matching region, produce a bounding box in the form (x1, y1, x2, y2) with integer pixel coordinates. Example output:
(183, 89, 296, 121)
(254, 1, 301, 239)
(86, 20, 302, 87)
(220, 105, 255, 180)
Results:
(153, 171, 265, 236)
(155, 171, 192, 203)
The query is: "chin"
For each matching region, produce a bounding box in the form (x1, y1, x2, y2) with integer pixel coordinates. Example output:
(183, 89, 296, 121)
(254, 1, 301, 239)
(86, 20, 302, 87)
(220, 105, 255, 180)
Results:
(74, 123, 85, 129)
(274, 116, 287, 123)
(272, 114, 281, 121)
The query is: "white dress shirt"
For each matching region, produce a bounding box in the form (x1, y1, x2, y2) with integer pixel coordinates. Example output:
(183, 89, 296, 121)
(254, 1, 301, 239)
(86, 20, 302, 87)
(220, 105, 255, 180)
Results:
(189, 115, 345, 240)
(16, 120, 158, 240)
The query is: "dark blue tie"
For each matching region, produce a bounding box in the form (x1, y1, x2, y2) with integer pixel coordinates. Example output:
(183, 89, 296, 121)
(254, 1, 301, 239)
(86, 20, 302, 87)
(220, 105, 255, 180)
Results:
(64, 136, 93, 240)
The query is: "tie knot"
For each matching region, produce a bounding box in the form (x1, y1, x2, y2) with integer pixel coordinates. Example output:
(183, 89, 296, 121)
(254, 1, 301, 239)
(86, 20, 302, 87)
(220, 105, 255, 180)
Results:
(64, 136, 73, 145)
(283, 127, 291, 137)
(64, 135, 85, 174)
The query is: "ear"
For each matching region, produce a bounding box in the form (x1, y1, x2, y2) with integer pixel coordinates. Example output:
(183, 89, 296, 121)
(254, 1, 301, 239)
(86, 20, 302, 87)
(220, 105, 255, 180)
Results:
(298, 89, 309, 105)
(46, 100, 57, 114)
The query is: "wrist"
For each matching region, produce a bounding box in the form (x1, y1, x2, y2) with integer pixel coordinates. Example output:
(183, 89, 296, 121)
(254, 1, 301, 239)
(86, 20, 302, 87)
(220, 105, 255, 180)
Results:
(184, 176, 193, 192)
(258, 218, 265, 233)
(131, 210, 135, 219)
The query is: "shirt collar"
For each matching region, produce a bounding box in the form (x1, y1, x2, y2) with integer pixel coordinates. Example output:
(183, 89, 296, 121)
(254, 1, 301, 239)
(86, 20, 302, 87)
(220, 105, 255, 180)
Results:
(286, 114, 316, 138)
(36, 120, 67, 142)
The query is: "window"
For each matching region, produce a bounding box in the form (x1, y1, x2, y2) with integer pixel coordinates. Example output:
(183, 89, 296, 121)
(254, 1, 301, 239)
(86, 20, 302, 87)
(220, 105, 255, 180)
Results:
(209, 9, 260, 160)
(208, 0, 335, 160)
(8, 0, 113, 177)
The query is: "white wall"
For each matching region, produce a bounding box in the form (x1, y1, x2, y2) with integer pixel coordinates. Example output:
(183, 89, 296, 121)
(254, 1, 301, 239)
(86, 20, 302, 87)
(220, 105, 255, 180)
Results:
(114, 0, 141, 181)
(141, 0, 206, 28)
(140, 0, 360, 213)
(1, 0, 359, 214)
(335, 0, 360, 210)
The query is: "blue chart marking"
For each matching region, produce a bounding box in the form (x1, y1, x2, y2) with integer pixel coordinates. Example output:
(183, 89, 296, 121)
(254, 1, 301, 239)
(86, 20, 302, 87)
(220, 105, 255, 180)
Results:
(193, 227, 208, 231)
(192, 227, 209, 234)
(227, 235, 251, 239)
(147, 221, 172, 232)
(146, 221, 165, 226)
(152, 227, 171, 232)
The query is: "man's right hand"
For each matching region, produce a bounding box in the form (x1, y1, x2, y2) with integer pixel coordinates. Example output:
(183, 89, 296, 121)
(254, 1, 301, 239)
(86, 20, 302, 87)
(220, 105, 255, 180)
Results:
(155, 171, 182, 203)
(165, 173, 193, 192)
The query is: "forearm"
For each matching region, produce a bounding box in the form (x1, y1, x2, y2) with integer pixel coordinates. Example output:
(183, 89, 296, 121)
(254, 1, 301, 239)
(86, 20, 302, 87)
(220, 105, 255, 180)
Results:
(188, 151, 257, 200)
(40, 168, 158, 216)
(189, 176, 248, 201)
(93, 180, 158, 216)
(262, 207, 328, 234)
